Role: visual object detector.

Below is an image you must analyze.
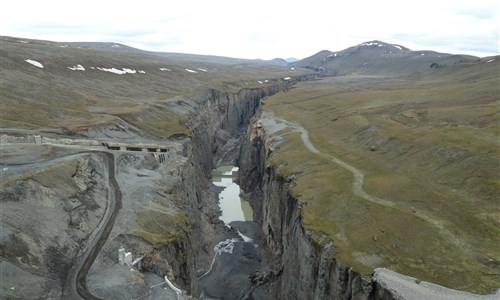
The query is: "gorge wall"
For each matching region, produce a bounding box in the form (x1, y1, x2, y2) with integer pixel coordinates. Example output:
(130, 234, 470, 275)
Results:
(238, 115, 376, 300)
(3, 75, 391, 299)
(182, 77, 391, 299)
(165, 84, 289, 296)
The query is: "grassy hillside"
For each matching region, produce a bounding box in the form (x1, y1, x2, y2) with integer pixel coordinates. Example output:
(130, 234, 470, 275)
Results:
(0, 36, 305, 138)
(263, 58, 499, 293)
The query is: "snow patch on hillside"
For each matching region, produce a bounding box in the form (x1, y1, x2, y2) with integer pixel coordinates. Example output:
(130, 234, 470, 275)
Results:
(96, 67, 139, 75)
(25, 59, 43, 68)
(122, 68, 136, 74)
(68, 64, 85, 71)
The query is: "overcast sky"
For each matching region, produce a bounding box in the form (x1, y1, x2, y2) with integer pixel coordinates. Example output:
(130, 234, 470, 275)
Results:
(1, 0, 498, 59)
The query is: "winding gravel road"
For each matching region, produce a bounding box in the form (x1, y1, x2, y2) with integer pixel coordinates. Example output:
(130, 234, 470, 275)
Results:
(271, 115, 469, 251)
(272, 116, 395, 208)
(267, 115, 500, 298)
(63, 151, 122, 300)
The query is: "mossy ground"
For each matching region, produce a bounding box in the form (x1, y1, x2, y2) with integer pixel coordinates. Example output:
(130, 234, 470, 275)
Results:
(133, 209, 193, 247)
(263, 62, 499, 293)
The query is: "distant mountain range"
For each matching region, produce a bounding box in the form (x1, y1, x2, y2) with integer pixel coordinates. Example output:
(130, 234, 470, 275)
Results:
(291, 40, 497, 76)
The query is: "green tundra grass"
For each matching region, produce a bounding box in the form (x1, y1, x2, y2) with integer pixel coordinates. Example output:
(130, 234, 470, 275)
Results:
(263, 60, 500, 293)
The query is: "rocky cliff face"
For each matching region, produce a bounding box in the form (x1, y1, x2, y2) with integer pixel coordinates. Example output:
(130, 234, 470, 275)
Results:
(156, 85, 289, 295)
(173, 78, 379, 299)
(84, 85, 292, 298)
(189, 86, 284, 171)
(239, 115, 375, 300)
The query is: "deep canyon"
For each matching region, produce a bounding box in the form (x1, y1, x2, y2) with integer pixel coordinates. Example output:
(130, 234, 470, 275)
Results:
(1, 36, 498, 300)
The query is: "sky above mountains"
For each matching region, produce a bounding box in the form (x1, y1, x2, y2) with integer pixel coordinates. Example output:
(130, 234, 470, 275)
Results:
(1, 0, 498, 59)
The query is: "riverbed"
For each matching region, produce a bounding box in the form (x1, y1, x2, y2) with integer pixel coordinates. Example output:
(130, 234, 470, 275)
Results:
(197, 165, 270, 299)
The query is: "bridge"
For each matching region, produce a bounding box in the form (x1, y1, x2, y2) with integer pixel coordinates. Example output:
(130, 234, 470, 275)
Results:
(1, 133, 184, 164)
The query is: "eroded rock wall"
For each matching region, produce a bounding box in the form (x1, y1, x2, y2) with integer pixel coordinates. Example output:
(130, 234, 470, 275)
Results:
(154, 85, 287, 294)
(239, 116, 375, 300)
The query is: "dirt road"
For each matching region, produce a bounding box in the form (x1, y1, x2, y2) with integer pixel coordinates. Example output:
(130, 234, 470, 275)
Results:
(271, 115, 468, 250)
(63, 151, 122, 300)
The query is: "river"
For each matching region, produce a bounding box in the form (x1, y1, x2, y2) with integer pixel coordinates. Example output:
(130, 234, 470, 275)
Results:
(212, 165, 253, 224)
(197, 165, 268, 299)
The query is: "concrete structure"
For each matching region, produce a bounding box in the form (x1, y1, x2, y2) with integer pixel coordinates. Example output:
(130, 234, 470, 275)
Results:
(154, 153, 167, 163)
(124, 252, 133, 266)
(118, 246, 132, 266)
(118, 246, 126, 265)
(2, 133, 179, 166)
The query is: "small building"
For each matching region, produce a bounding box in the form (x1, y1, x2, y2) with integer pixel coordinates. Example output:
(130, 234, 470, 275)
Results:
(118, 246, 133, 266)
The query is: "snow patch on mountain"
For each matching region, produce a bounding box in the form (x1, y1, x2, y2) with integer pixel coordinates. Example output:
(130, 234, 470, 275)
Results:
(361, 42, 384, 47)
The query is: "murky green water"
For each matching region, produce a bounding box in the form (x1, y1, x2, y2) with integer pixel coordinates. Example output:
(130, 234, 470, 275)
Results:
(212, 165, 253, 224)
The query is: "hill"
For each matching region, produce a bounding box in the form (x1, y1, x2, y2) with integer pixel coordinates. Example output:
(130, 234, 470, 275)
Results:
(292, 40, 483, 76)
(0, 36, 307, 138)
